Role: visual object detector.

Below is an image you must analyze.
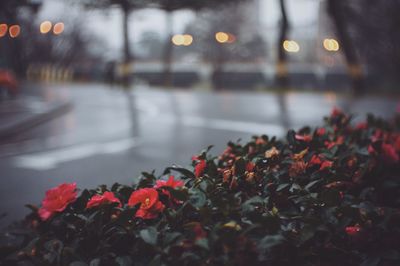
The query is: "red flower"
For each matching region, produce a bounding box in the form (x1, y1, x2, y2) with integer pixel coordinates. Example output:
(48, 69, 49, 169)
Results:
(128, 188, 165, 219)
(368, 144, 376, 155)
(325, 136, 344, 149)
(355, 122, 367, 130)
(395, 135, 400, 152)
(331, 107, 343, 117)
(316, 127, 326, 136)
(86, 191, 121, 209)
(155, 175, 184, 190)
(289, 160, 307, 177)
(309, 155, 332, 170)
(193, 223, 207, 240)
(246, 162, 255, 172)
(194, 160, 206, 177)
(309, 154, 322, 166)
(295, 134, 312, 142)
(320, 160, 333, 170)
(382, 143, 399, 164)
(38, 183, 77, 221)
(154, 175, 184, 202)
(345, 225, 361, 236)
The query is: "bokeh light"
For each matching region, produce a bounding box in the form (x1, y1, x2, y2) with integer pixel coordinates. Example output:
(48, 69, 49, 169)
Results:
(9, 25, 20, 38)
(53, 22, 64, 35)
(172, 34, 193, 46)
(227, 33, 236, 43)
(0, 24, 8, 38)
(283, 40, 300, 53)
(172, 34, 185, 46)
(323, 38, 339, 52)
(215, 32, 229, 43)
(182, 34, 193, 46)
(40, 21, 52, 34)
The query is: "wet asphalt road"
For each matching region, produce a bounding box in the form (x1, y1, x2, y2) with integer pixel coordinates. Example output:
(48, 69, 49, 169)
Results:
(0, 82, 399, 227)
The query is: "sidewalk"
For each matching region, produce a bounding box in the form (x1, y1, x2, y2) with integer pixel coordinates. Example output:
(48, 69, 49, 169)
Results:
(0, 85, 72, 140)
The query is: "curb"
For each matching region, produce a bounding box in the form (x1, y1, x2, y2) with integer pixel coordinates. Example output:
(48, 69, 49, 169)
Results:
(0, 101, 73, 139)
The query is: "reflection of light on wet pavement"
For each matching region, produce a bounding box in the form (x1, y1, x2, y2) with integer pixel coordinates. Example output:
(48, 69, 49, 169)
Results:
(324, 92, 337, 104)
(14, 138, 139, 170)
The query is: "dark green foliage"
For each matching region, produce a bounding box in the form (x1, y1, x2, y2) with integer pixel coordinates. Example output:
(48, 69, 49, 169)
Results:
(1, 110, 400, 265)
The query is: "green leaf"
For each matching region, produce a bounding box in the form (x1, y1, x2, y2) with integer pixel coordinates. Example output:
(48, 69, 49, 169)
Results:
(139, 227, 158, 245)
(276, 183, 290, 192)
(163, 232, 182, 246)
(148, 255, 162, 266)
(189, 188, 206, 208)
(361, 257, 380, 266)
(164, 165, 196, 179)
(195, 238, 209, 250)
(305, 180, 321, 191)
(116, 256, 133, 266)
(258, 234, 285, 252)
(70, 262, 88, 266)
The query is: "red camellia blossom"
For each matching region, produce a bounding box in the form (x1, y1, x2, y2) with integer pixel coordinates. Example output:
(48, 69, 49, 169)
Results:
(154, 175, 184, 202)
(331, 107, 343, 117)
(38, 183, 77, 221)
(295, 134, 312, 142)
(86, 191, 122, 209)
(319, 160, 333, 170)
(381, 143, 399, 164)
(193, 223, 207, 240)
(316, 127, 326, 136)
(128, 188, 165, 219)
(194, 160, 206, 177)
(155, 175, 184, 190)
(355, 122, 367, 130)
(309, 154, 322, 166)
(345, 225, 361, 236)
(395, 135, 400, 152)
(246, 162, 255, 172)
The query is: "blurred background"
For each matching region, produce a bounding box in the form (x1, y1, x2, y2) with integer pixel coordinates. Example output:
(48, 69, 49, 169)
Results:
(0, 0, 399, 226)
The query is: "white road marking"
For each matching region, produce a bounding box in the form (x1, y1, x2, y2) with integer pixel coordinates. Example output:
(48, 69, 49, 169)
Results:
(13, 138, 139, 171)
(181, 115, 285, 136)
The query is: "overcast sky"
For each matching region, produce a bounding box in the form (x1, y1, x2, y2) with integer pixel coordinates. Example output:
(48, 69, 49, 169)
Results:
(37, 0, 320, 59)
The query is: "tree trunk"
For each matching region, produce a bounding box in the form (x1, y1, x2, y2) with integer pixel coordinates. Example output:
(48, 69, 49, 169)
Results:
(327, 0, 364, 95)
(122, 6, 132, 88)
(275, 0, 289, 89)
(121, 5, 139, 137)
(163, 11, 173, 88)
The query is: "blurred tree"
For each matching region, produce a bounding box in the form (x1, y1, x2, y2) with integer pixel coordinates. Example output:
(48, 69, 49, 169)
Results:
(275, 0, 289, 89)
(327, 0, 364, 95)
(76, 0, 147, 86)
(152, 0, 244, 88)
(137, 31, 163, 60)
(74, 0, 149, 138)
(346, 0, 400, 91)
(184, 4, 266, 90)
(19, 15, 106, 77)
(0, 0, 42, 76)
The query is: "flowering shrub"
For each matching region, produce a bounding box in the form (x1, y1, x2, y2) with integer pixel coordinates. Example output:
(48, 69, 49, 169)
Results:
(2, 110, 400, 266)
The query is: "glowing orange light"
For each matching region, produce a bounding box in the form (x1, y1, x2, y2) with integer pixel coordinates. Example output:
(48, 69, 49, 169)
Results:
(323, 38, 339, 52)
(283, 40, 300, 53)
(215, 32, 229, 43)
(0, 24, 8, 38)
(40, 21, 52, 34)
(53, 22, 64, 35)
(172, 34, 185, 46)
(227, 33, 236, 43)
(9, 25, 20, 38)
(182, 34, 193, 46)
